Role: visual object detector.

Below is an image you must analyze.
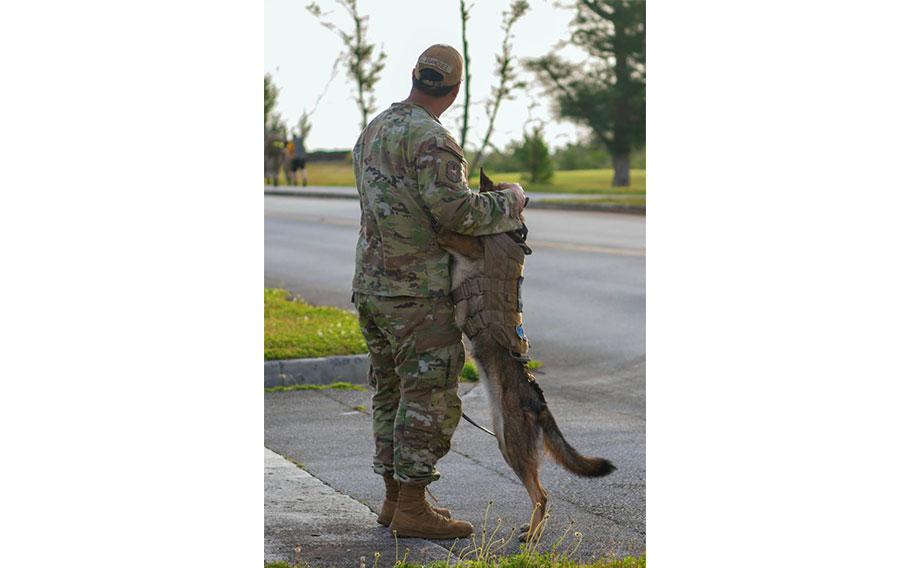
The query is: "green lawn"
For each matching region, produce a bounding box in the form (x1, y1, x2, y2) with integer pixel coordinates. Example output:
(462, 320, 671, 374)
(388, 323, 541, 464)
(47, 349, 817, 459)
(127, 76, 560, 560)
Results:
(264, 289, 540, 384)
(303, 161, 357, 185)
(469, 168, 645, 195)
(265, 288, 367, 360)
(294, 162, 645, 196)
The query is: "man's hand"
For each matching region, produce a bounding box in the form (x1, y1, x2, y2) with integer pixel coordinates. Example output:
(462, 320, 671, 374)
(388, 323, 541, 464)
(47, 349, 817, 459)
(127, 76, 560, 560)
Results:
(497, 182, 528, 214)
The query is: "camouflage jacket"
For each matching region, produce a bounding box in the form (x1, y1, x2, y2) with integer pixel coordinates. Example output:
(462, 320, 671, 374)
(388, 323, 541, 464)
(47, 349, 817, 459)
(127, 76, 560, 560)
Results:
(352, 102, 524, 298)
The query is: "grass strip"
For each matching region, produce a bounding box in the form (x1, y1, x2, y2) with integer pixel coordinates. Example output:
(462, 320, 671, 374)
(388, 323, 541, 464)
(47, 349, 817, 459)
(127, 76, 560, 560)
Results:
(289, 163, 645, 196)
(265, 288, 367, 360)
(265, 381, 367, 393)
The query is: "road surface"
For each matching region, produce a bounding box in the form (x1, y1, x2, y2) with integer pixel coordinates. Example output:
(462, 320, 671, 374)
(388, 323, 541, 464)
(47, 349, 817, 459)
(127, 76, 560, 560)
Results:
(264, 195, 646, 559)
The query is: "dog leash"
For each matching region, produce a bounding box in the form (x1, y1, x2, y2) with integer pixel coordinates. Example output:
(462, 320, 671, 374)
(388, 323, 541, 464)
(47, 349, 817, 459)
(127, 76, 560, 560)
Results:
(461, 411, 497, 437)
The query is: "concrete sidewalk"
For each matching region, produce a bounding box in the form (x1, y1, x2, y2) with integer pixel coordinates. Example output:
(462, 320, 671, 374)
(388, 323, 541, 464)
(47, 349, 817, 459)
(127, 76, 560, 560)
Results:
(265, 447, 451, 566)
(265, 376, 645, 564)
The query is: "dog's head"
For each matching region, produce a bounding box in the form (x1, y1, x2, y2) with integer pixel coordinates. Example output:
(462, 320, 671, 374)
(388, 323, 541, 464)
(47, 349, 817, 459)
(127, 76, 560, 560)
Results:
(477, 168, 532, 254)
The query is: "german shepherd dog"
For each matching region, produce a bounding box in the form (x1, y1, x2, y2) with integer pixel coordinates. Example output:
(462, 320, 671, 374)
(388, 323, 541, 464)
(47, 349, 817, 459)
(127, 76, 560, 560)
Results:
(437, 170, 616, 540)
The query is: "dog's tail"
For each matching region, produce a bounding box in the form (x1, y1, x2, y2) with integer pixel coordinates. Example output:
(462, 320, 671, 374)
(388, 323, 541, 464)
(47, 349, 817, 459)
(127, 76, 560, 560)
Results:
(538, 406, 616, 477)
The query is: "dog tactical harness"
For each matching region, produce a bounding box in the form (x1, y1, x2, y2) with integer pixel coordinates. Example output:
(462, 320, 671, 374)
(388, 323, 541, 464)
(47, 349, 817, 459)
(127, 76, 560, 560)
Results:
(451, 230, 532, 362)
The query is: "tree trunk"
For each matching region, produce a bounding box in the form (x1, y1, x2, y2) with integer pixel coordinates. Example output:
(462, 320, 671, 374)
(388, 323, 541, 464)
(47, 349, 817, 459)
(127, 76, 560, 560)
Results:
(459, 0, 471, 149)
(611, 153, 631, 187)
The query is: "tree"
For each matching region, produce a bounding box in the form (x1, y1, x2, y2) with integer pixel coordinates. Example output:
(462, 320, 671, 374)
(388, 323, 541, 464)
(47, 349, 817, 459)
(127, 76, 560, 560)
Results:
(264, 73, 289, 185)
(458, 0, 473, 149)
(514, 124, 554, 183)
(307, 0, 387, 130)
(264, 73, 287, 136)
(295, 113, 312, 150)
(468, 0, 530, 179)
(293, 55, 341, 153)
(265, 73, 279, 129)
(526, 0, 645, 186)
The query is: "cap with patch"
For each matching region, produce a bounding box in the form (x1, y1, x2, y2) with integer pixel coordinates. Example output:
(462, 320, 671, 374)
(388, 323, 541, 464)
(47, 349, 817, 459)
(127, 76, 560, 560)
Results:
(412, 44, 463, 88)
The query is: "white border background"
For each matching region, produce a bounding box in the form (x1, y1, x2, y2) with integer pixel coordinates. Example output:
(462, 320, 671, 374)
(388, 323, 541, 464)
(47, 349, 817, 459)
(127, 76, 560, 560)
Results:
(2, 1, 909, 566)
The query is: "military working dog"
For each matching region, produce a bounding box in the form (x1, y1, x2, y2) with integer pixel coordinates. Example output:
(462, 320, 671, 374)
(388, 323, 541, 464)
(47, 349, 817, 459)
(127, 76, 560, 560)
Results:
(437, 170, 616, 540)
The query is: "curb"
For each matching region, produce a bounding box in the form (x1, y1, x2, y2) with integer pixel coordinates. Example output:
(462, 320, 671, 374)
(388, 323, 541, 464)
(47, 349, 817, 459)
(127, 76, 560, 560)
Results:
(265, 188, 356, 201)
(531, 201, 645, 215)
(265, 188, 645, 215)
(265, 354, 369, 388)
(264, 447, 450, 565)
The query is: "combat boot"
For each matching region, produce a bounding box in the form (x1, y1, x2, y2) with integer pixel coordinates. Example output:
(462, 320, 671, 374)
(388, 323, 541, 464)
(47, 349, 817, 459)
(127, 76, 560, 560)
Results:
(388, 482, 473, 539)
(377, 475, 451, 526)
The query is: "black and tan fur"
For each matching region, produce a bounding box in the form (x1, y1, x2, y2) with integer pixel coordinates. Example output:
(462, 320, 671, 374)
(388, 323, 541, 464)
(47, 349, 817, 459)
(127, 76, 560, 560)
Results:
(438, 170, 616, 539)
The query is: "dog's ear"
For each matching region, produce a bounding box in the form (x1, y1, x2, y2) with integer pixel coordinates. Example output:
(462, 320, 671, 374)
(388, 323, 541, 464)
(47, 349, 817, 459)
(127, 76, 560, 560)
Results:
(479, 168, 496, 192)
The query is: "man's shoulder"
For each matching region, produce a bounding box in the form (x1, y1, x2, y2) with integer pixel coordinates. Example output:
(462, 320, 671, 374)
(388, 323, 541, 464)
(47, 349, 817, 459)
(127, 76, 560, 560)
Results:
(362, 103, 462, 159)
(410, 119, 461, 159)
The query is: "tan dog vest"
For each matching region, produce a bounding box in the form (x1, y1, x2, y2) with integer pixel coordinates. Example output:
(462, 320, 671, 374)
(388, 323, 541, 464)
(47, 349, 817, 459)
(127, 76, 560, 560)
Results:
(451, 233, 531, 361)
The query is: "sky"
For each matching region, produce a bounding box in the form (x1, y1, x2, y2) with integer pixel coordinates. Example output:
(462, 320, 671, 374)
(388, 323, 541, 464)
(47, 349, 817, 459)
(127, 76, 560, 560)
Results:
(265, 0, 588, 152)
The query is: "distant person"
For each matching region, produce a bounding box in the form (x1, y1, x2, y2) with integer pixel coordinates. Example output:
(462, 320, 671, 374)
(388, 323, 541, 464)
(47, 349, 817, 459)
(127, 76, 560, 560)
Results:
(281, 139, 295, 186)
(264, 131, 285, 186)
(351, 44, 527, 540)
(290, 134, 307, 186)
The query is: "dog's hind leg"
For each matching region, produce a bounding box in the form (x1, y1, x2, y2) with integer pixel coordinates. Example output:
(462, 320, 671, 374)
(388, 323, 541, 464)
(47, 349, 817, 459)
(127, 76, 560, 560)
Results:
(517, 466, 548, 542)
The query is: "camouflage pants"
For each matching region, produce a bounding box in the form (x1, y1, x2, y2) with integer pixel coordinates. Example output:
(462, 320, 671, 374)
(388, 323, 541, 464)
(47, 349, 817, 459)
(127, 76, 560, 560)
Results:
(353, 292, 465, 485)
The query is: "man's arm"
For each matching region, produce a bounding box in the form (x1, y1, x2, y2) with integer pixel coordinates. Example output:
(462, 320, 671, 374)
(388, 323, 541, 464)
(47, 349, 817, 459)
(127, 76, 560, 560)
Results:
(415, 135, 526, 236)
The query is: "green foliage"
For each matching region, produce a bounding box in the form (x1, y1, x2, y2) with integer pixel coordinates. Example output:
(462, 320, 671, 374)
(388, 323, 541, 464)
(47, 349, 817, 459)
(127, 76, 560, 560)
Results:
(468, 147, 523, 174)
(264, 73, 287, 138)
(553, 142, 643, 170)
(475, 139, 643, 173)
(513, 125, 555, 184)
(265, 381, 367, 393)
(461, 359, 479, 382)
(525, 0, 645, 186)
(307, 149, 353, 162)
(265, 74, 279, 128)
(553, 139, 610, 170)
(264, 288, 367, 360)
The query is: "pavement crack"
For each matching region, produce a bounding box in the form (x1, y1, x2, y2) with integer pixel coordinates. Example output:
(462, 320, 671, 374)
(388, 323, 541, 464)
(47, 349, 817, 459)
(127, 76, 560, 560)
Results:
(449, 447, 524, 486)
(452, 445, 644, 533)
(317, 388, 371, 413)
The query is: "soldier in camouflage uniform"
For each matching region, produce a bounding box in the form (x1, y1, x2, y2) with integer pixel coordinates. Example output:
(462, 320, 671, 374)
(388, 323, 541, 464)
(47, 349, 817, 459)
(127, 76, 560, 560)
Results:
(352, 44, 527, 539)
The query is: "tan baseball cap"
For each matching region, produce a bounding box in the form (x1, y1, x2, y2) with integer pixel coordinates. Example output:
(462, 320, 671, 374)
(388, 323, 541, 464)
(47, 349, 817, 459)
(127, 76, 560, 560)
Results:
(412, 44, 464, 88)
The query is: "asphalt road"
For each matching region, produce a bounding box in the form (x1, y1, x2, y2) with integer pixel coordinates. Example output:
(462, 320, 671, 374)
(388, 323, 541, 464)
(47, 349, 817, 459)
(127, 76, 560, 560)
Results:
(264, 195, 646, 559)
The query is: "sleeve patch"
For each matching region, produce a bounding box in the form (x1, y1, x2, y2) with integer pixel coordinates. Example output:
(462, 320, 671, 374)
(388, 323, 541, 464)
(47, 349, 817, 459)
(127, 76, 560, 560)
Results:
(445, 160, 462, 183)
